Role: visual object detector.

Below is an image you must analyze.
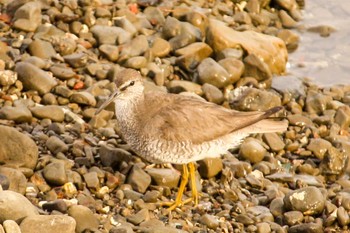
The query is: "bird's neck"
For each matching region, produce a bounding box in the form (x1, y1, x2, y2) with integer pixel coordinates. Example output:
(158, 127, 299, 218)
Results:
(114, 91, 145, 123)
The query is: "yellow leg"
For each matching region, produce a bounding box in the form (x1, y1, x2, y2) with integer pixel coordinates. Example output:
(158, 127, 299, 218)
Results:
(166, 164, 189, 211)
(188, 162, 199, 206)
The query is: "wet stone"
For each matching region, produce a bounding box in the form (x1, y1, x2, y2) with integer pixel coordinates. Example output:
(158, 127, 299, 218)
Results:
(284, 186, 325, 215)
(243, 53, 272, 81)
(305, 90, 332, 115)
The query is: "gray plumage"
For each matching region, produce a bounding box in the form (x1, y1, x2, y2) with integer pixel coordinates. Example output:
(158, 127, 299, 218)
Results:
(97, 69, 288, 164)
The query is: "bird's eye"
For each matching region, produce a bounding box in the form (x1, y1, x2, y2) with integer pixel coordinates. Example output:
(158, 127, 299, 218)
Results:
(130, 81, 135, 86)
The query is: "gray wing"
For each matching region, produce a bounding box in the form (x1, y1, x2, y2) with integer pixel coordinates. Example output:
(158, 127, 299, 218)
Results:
(139, 92, 281, 144)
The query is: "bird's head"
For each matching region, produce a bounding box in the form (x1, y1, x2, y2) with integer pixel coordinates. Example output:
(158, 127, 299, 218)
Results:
(95, 69, 144, 114)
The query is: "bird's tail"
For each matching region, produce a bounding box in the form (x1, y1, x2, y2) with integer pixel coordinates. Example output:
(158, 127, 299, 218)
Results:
(246, 119, 289, 134)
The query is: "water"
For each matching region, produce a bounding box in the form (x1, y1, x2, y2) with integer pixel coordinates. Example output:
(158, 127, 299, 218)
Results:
(287, 0, 350, 87)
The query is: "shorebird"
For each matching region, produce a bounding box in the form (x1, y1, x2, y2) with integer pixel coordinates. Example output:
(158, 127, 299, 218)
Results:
(96, 69, 288, 210)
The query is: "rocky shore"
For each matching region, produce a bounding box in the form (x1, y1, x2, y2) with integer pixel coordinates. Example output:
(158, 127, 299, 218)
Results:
(0, 0, 349, 232)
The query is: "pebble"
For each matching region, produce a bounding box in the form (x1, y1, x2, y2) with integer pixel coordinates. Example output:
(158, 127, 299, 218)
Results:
(3, 220, 21, 233)
(207, 19, 287, 74)
(239, 137, 267, 163)
(284, 186, 325, 215)
(0, 0, 348, 232)
(0, 126, 38, 170)
(197, 158, 223, 178)
(175, 42, 213, 71)
(63, 53, 88, 68)
(46, 136, 69, 154)
(201, 83, 224, 104)
(306, 138, 332, 160)
(243, 53, 272, 81)
(99, 44, 119, 62)
(200, 214, 219, 230)
(91, 25, 131, 45)
(263, 133, 285, 152)
(283, 210, 304, 226)
(69, 91, 96, 106)
(99, 144, 132, 168)
(43, 162, 68, 186)
(146, 168, 180, 188)
(0, 174, 10, 190)
(167, 80, 203, 95)
(42, 200, 68, 213)
(68, 205, 99, 233)
(13, 2, 41, 32)
(20, 215, 76, 233)
(0, 167, 27, 194)
(127, 165, 151, 194)
(15, 62, 57, 95)
(0, 190, 39, 223)
(0, 106, 33, 123)
(30, 105, 65, 122)
(197, 58, 231, 88)
(230, 88, 282, 111)
(127, 209, 149, 225)
(50, 65, 76, 80)
(83, 172, 100, 189)
(28, 39, 57, 60)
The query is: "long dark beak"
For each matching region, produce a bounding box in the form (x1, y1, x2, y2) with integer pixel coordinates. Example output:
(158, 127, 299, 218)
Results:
(95, 89, 120, 115)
